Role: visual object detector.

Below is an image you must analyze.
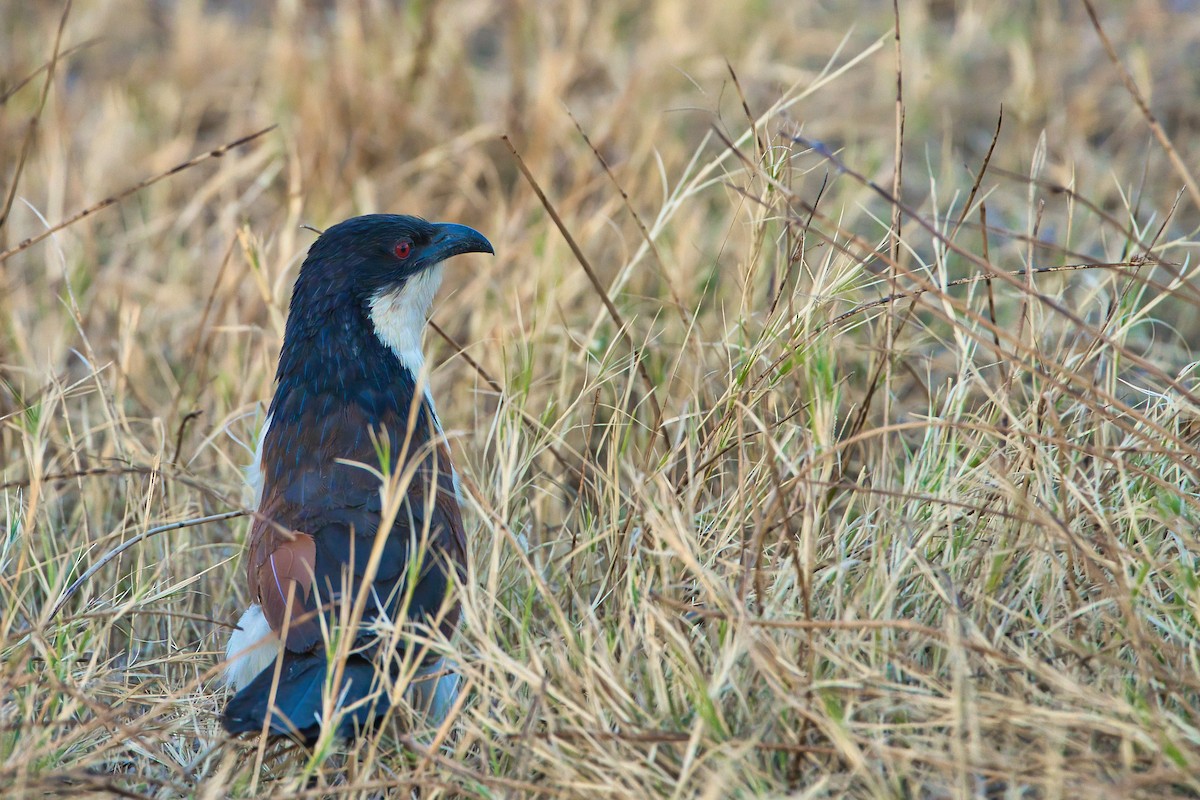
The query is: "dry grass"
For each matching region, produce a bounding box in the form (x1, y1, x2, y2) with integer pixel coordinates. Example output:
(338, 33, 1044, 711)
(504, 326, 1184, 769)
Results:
(3, 1, 1200, 797)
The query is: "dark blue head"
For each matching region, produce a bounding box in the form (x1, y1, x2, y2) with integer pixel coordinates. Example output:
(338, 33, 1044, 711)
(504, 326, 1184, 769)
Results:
(296, 214, 494, 303)
(276, 214, 493, 397)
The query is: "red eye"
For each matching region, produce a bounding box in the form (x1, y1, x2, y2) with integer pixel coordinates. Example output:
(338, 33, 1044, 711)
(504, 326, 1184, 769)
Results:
(393, 240, 412, 259)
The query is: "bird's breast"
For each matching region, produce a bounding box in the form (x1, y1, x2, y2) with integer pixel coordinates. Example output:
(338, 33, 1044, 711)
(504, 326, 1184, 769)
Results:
(260, 377, 442, 509)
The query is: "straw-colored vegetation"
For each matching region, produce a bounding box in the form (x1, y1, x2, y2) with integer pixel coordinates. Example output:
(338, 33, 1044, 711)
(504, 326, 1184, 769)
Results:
(3, 1, 1200, 797)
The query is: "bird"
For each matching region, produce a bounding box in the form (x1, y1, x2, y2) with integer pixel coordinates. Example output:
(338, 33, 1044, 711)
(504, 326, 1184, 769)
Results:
(220, 213, 493, 743)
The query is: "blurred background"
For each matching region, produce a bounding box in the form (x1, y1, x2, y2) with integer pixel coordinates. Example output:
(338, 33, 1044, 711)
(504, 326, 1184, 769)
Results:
(3, 1, 1199, 378)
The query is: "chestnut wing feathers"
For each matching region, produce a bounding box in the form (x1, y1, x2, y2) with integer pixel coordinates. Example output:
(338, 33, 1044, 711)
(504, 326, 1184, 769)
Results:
(248, 395, 463, 656)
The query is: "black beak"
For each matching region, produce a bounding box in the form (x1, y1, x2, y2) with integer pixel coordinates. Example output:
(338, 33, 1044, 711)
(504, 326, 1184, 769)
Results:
(427, 222, 494, 263)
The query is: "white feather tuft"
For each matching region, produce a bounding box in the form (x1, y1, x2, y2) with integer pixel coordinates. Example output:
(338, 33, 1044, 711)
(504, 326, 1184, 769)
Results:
(245, 413, 272, 509)
(225, 603, 277, 690)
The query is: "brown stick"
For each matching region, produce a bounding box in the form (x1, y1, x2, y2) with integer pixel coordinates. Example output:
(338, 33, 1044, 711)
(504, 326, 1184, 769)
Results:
(0, 125, 277, 265)
(0, 0, 72, 230)
(1081, 0, 1200, 211)
(501, 135, 668, 454)
(46, 510, 248, 621)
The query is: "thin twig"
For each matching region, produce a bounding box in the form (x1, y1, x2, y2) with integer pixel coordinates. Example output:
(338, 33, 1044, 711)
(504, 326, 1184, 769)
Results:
(649, 593, 1014, 661)
(0, 38, 100, 106)
(0, 0, 71, 231)
(823, 260, 1138, 332)
(428, 318, 585, 485)
(171, 409, 203, 465)
(951, 106, 1003, 239)
(512, 726, 839, 757)
(501, 135, 668, 454)
(0, 125, 277, 265)
(46, 510, 248, 621)
(1081, 0, 1200, 211)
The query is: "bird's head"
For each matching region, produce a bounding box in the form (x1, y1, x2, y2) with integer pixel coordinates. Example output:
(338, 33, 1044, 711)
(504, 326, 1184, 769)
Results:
(285, 214, 494, 370)
(297, 214, 494, 301)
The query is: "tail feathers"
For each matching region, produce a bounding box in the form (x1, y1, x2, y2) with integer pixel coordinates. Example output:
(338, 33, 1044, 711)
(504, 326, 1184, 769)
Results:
(221, 651, 383, 744)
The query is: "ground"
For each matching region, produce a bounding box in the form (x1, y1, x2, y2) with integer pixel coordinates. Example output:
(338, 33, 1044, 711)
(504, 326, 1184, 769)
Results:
(2, 1, 1200, 797)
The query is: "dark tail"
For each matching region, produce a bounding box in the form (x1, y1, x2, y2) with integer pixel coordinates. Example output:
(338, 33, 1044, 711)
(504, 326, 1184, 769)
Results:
(221, 651, 384, 744)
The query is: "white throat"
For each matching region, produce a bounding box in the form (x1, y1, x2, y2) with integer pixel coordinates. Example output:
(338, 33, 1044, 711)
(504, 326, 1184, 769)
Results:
(367, 264, 443, 405)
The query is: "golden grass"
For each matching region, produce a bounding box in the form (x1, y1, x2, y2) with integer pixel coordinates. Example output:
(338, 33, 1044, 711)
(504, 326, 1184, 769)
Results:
(3, 1, 1200, 797)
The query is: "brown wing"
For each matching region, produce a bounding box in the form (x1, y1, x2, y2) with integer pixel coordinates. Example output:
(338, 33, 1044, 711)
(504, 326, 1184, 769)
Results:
(246, 490, 316, 641)
(249, 399, 464, 656)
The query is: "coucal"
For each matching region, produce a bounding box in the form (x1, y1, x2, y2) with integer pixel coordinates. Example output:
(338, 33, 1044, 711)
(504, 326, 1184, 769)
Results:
(221, 214, 493, 742)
